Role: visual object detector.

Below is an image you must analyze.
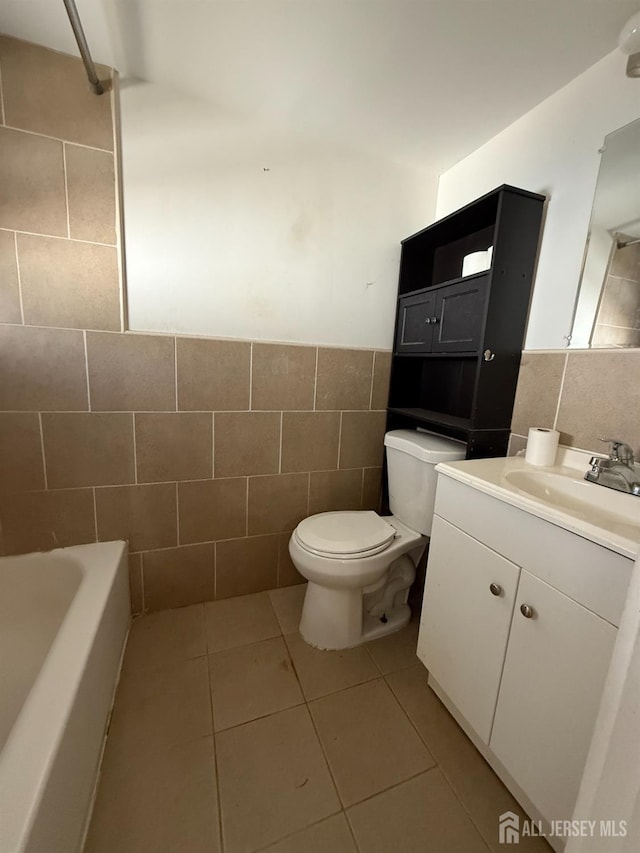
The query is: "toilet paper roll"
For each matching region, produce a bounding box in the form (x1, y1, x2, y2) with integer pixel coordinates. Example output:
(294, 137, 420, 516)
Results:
(525, 427, 560, 467)
(462, 250, 491, 277)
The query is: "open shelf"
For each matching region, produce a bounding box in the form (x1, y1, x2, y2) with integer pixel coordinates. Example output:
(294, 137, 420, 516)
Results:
(387, 407, 471, 436)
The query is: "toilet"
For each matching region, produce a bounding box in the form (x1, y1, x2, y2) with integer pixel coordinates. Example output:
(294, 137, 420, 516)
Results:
(289, 429, 466, 650)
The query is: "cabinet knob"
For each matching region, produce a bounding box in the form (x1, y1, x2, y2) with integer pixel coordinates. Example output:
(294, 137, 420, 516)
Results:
(489, 583, 502, 596)
(483, 349, 495, 362)
(431, 316, 439, 324)
(425, 317, 431, 324)
(520, 603, 536, 619)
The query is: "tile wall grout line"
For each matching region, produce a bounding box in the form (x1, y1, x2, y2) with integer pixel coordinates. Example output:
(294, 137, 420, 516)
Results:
(245, 477, 249, 538)
(205, 648, 225, 850)
(132, 413, 138, 484)
(211, 412, 215, 478)
(368, 351, 376, 410)
(249, 342, 253, 411)
(313, 346, 319, 411)
(139, 555, 146, 614)
(175, 481, 181, 546)
(2, 227, 117, 249)
(82, 330, 92, 411)
(2, 122, 114, 154)
(62, 142, 71, 239)
(360, 467, 366, 509)
(278, 412, 283, 474)
(0, 58, 5, 125)
(337, 411, 344, 469)
(91, 487, 98, 542)
(173, 337, 178, 411)
(213, 541, 217, 600)
(553, 352, 570, 430)
(13, 231, 25, 324)
(37, 412, 48, 490)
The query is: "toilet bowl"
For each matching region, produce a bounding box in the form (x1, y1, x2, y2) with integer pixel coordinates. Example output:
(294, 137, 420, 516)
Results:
(289, 429, 466, 650)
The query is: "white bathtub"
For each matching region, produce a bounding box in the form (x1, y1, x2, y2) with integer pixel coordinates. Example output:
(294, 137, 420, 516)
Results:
(0, 541, 130, 853)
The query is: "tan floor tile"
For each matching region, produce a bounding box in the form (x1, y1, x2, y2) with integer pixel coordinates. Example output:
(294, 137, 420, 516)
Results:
(386, 666, 551, 853)
(366, 619, 420, 675)
(123, 604, 206, 673)
(209, 636, 303, 731)
(108, 656, 212, 756)
(259, 814, 357, 853)
(309, 678, 434, 807)
(268, 584, 307, 635)
(85, 736, 220, 853)
(216, 705, 340, 853)
(205, 591, 281, 652)
(347, 768, 488, 853)
(285, 632, 379, 701)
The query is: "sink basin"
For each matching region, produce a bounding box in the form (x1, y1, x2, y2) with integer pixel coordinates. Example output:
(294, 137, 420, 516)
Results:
(504, 469, 640, 542)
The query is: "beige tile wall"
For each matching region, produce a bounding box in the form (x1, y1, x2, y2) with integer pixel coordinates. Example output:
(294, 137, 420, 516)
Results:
(509, 349, 640, 457)
(0, 35, 390, 615)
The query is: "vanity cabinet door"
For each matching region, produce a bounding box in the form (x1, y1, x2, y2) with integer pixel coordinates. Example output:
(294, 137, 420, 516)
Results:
(396, 290, 438, 353)
(431, 274, 489, 353)
(417, 515, 520, 743)
(490, 570, 616, 825)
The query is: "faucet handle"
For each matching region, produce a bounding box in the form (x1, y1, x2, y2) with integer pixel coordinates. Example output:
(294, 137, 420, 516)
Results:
(599, 438, 635, 465)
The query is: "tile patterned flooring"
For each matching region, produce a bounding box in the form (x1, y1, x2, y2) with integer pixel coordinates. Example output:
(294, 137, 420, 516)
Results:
(84, 585, 551, 853)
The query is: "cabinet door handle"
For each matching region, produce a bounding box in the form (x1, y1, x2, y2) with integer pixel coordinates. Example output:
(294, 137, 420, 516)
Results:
(520, 603, 536, 619)
(431, 316, 439, 324)
(489, 583, 502, 596)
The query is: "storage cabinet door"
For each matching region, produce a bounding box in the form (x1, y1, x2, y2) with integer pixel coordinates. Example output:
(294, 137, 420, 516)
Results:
(490, 571, 616, 825)
(417, 515, 520, 743)
(432, 275, 489, 353)
(396, 291, 437, 353)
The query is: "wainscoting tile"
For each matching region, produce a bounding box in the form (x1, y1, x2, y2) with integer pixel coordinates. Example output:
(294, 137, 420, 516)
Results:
(87, 332, 175, 412)
(316, 348, 374, 411)
(66, 144, 116, 244)
(0, 230, 21, 323)
(338, 411, 386, 469)
(42, 412, 135, 488)
(215, 534, 279, 599)
(248, 473, 309, 535)
(510, 352, 565, 436)
(0, 35, 113, 150)
(281, 411, 340, 473)
(361, 467, 383, 511)
(308, 468, 362, 515)
(176, 337, 250, 411)
(0, 127, 66, 235)
(135, 413, 212, 483)
(178, 477, 247, 544)
(0, 413, 45, 494)
(17, 234, 121, 331)
(0, 325, 88, 411)
(214, 411, 280, 478)
(96, 483, 177, 552)
(142, 543, 215, 611)
(0, 487, 95, 555)
(370, 351, 392, 410)
(251, 343, 316, 411)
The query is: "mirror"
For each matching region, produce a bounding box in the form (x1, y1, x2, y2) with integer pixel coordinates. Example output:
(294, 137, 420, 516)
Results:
(570, 118, 640, 349)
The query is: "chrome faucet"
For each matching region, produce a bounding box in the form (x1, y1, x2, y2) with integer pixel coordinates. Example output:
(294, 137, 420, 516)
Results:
(585, 438, 640, 497)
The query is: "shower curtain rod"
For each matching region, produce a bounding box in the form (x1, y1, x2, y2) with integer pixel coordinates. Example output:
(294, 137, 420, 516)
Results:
(63, 0, 104, 94)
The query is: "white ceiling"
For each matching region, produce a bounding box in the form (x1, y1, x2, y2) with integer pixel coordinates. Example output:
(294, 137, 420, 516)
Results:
(1, 0, 638, 171)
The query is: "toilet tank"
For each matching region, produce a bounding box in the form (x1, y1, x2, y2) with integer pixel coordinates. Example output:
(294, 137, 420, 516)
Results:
(384, 430, 466, 535)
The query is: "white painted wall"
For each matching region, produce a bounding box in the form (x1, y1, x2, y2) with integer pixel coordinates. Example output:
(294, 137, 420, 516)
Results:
(436, 50, 640, 351)
(120, 82, 436, 349)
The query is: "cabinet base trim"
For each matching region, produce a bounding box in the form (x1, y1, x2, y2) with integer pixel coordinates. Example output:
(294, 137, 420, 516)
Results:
(428, 675, 565, 853)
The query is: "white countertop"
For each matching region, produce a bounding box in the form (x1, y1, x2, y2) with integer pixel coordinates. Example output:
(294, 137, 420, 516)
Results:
(435, 448, 640, 560)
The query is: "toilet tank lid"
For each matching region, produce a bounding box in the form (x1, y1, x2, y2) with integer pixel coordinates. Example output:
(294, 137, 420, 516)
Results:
(384, 429, 466, 463)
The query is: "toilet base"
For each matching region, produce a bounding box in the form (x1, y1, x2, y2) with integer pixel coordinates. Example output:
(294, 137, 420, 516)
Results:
(299, 583, 412, 651)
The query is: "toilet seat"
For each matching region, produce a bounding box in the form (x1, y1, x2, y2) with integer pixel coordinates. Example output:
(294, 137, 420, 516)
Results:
(294, 511, 396, 560)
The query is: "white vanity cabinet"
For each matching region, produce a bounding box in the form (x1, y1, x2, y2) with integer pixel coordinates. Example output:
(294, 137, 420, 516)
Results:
(417, 515, 520, 743)
(417, 473, 634, 845)
(490, 570, 616, 825)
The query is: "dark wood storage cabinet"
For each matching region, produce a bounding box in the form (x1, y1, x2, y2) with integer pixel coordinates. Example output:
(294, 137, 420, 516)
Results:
(387, 184, 545, 459)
